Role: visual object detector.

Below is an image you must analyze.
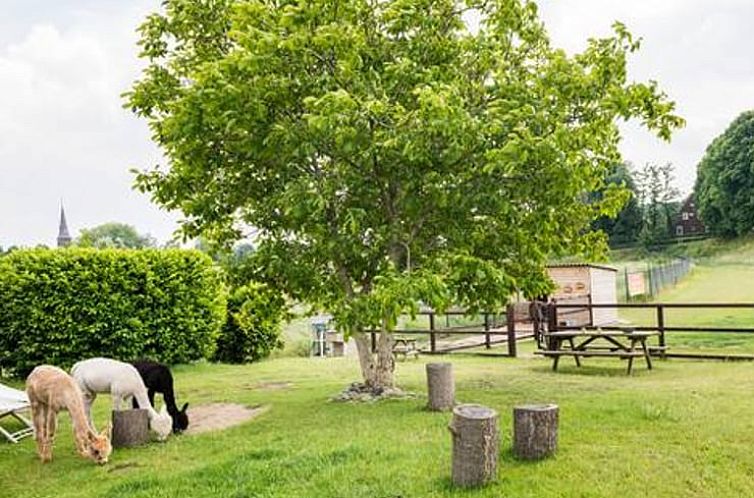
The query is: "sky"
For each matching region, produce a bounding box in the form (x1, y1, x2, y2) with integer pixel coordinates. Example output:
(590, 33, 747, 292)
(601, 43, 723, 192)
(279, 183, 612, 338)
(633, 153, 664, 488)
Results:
(1, 1, 752, 248)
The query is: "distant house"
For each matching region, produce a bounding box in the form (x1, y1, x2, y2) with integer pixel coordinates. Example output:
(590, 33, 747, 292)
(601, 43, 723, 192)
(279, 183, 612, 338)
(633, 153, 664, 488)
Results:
(673, 195, 706, 237)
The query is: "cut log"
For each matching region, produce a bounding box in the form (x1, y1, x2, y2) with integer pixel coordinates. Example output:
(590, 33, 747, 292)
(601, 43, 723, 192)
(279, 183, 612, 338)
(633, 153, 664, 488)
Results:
(111, 409, 150, 448)
(449, 404, 499, 487)
(426, 362, 454, 411)
(513, 404, 558, 460)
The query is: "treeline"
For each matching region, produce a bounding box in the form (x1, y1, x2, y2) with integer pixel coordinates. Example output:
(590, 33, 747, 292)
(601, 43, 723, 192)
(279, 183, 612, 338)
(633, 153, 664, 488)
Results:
(600, 109, 754, 246)
(593, 162, 681, 248)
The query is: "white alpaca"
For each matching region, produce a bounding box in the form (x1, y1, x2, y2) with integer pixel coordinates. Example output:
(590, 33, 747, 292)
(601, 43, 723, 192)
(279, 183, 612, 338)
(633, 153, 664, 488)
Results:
(71, 358, 173, 441)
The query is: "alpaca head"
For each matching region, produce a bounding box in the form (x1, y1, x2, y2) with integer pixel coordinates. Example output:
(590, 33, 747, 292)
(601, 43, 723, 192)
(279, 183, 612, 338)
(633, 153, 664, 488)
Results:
(173, 402, 189, 433)
(87, 423, 113, 465)
(151, 405, 173, 441)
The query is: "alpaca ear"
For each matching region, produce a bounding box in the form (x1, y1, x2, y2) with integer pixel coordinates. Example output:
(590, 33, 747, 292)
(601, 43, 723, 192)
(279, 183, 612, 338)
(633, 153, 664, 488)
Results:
(181, 403, 189, 412)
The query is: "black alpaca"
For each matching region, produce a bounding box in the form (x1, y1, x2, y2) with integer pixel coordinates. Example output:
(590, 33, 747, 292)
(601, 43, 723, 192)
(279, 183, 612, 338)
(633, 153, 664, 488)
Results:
(130, 360, 189, 433)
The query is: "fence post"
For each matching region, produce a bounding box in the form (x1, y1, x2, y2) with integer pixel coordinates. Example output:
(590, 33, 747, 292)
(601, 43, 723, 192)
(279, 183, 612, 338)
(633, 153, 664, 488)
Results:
(647, 263, 654, 297)
(624, 267, 630, 302)
(371, 331, 377, 353)
(429, 312, 436, 353)
(484, 313, 491, 349)
(656, 305, 665, 357)
(506, 304, 517, 357)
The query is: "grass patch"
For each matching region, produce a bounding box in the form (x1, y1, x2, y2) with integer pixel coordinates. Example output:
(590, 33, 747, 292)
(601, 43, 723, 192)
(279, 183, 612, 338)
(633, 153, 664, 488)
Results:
(4, 356, 754, 497)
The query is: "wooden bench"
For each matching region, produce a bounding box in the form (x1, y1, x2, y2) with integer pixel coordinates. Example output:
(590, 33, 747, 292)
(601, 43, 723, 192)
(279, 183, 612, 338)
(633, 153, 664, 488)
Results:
(537, 330, 658, 374)
(393, 338, 419, 361)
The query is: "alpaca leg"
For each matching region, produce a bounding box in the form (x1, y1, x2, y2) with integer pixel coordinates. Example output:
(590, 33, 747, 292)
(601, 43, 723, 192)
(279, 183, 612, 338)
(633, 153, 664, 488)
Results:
(43, 408, 57, 462)
(112, 392, 124, 411)
(31, 402, 48, 461)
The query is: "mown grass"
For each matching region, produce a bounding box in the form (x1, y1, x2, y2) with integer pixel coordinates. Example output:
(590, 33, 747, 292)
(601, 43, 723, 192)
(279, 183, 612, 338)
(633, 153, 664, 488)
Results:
(616, 238, 754, 354)
(4, 355, 754, 497)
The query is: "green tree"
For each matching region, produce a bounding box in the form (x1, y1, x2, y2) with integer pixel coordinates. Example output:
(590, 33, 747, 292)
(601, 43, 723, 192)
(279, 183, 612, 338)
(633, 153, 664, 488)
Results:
(695, 111, 754, 237)
(591, 163, 643, 246)
(635, 162, 679, 245)
(126, 0, 682, 389)
(77, 222, 156, 249)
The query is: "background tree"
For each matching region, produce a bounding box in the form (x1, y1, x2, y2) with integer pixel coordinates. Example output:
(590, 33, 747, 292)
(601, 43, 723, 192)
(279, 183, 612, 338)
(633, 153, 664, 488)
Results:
(126, 0, 682, 389)
(591, 163, 643, 246)
(635, 162, 680, 246)
(77, 222, 156, 249)
(695, 110, 754, 237)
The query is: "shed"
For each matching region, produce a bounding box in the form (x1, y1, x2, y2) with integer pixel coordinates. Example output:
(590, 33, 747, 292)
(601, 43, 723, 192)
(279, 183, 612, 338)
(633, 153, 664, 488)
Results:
(546, 264, 618, 326)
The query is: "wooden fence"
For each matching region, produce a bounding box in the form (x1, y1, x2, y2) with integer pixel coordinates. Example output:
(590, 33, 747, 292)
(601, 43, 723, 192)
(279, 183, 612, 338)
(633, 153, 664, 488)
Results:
(550, 302, 754, 361)
(367, 306, 534, 357)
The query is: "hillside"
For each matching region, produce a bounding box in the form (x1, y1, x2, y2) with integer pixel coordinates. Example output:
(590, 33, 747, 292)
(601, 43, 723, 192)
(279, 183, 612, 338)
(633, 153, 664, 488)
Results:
(611, 236, 754, 354)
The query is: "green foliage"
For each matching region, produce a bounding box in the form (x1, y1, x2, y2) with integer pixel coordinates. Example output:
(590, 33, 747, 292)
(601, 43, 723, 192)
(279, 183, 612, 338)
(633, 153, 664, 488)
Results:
(77, 222, 157, 249)
(0, 248, 226, 375)
(126, 0, 682, 383)
(695, 110, 754, 237)
(592, 163, 643, 245)
(214, 283, 286, 364)
(635, 162, 680, 246)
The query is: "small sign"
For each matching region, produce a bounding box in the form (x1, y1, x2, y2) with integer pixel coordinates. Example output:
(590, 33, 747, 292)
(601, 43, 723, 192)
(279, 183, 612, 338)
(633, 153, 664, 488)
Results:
(627, 273, 646, 297)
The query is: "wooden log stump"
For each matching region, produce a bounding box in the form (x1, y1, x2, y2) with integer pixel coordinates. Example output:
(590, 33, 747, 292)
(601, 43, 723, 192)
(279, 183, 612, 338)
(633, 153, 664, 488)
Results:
(513, 404, 558, 460)
(111, 409, 150, 448)
(449, 404, 499, 487)
(426, 362, 454, 411)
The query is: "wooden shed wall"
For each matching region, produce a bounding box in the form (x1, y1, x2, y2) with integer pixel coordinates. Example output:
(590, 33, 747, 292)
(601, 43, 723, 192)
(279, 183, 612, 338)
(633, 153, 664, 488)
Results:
(546, 266, 591, 326)
(589, 268, 618, 325)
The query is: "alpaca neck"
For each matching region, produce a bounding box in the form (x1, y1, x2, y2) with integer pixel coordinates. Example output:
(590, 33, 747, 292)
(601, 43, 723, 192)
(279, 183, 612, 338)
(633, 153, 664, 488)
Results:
(66, 392, 95, 441)
(162, 385, 180, 415)
(132, 387, 160, 419)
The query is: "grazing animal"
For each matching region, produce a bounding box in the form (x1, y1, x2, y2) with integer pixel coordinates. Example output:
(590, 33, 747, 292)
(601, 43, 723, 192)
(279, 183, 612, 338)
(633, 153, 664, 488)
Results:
(25, 365, 112, 464)
(130, 360, 189, 433)
(71, 358, 172, 441)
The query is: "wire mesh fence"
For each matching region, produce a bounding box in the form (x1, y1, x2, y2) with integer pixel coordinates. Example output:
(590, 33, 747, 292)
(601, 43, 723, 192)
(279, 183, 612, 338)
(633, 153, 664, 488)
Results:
(617, 258, 692, 302)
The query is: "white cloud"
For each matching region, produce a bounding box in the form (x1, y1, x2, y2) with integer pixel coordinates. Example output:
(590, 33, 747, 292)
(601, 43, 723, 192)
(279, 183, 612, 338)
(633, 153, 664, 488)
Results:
(0, 2, 179, 249)
(538, 0, 754, 194)
(1, 1, 752, 247)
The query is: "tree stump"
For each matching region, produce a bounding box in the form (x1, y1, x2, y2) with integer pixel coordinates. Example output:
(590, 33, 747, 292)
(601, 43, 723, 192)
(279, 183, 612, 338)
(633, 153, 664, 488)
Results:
(513, 404, 558, 460)
(111, 409, 150, 448)
(426, 362, 454, 411)
(449, 404, 499, 487)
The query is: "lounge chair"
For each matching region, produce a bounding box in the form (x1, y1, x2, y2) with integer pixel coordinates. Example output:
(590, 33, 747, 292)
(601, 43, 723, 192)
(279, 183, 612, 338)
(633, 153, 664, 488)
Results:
(0, 383, 34, 443)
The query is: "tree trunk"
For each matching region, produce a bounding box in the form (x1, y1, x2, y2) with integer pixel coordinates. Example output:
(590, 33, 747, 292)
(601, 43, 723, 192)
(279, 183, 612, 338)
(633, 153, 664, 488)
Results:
(449, 404, 499, 487)
(353, 327, 395, 389)
(111, 409, 150, 448)
(513, 404, 558, 460)
(426, 363, 454, 411)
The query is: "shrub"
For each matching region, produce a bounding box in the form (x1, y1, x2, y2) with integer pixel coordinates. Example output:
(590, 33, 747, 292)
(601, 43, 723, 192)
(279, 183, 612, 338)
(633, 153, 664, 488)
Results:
(0, 248, 226, 375)
(214, 283, 286, 363)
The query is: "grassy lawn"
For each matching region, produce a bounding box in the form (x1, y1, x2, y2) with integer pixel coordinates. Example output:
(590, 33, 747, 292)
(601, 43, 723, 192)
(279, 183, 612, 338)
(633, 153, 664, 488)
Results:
(4, 355, 754, 497)
(618, 265, 754, 354)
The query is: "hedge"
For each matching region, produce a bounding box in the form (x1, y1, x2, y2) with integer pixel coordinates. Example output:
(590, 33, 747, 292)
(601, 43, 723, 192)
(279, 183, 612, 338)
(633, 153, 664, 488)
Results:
(214, 283, 286, 364)
(0, 248, 226, 375)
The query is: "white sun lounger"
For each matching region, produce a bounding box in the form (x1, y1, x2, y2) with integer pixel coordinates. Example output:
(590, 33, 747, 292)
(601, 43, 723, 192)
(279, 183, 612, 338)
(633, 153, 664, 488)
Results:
(0, 383, 34, 443)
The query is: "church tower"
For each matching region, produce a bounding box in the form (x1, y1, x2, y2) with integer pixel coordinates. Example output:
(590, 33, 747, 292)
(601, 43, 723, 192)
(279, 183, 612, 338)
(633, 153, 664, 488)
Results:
(57, 204, 72, 247)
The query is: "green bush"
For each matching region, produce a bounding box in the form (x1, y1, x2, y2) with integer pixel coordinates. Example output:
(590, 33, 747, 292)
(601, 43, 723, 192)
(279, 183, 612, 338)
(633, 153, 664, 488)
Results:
(214, 283, 286, 364)
(0, 248, 226, 375)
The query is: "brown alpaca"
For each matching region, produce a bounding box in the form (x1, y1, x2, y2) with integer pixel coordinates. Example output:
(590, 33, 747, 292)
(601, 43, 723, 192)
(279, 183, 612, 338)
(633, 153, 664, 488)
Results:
(25, 365, 112, 464)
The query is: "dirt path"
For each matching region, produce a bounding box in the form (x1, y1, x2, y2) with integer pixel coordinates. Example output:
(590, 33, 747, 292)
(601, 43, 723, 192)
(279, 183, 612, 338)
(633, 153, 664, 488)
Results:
(185, 403, 268, 435)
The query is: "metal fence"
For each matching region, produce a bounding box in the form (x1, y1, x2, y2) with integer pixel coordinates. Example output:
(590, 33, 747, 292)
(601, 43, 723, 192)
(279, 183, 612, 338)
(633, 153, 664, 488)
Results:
(617, 258, 691, 302)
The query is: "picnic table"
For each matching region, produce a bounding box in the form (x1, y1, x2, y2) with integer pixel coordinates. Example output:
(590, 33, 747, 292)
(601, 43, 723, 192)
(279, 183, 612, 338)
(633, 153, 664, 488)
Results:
(393, 337, 419, 361)
(534, 330, 659, 374)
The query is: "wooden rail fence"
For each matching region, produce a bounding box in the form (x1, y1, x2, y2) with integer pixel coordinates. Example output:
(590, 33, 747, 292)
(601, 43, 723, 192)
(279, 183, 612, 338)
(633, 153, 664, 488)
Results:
(550, 302, 754, 361)
(367, 306, 534, 357)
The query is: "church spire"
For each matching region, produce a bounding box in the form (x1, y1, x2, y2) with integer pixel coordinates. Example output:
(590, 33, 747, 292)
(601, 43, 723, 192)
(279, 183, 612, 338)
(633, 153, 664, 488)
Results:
(57, 203, 72, 247)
